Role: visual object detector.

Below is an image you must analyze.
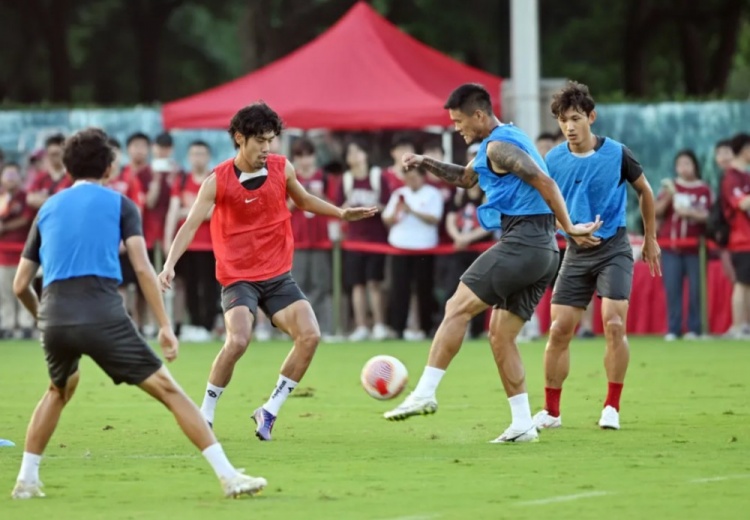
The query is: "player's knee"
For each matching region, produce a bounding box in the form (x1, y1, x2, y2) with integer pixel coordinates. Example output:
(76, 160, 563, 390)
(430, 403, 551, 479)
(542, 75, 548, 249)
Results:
(488, 329, 514, 350)
(48, 384, 73, 405)
(295, 329, 321, 357)
(548, 319, 575, 346)
(603, 315, 625, 339)
(225, 331, 251, 358)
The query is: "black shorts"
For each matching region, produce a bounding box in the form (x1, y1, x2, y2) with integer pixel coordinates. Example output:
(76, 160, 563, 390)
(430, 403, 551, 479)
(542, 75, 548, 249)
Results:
(731, 252, 750, 285)
(119, 254, 137, 286)
(175, 250, 215, 279)
(221, 272, 307, 322)
(552, 229, 634, 308)
(344, 251, 385, 288)
(461, 241, 559, 321)
(119, 249, 158, 287)
(42, 318, 162, 389)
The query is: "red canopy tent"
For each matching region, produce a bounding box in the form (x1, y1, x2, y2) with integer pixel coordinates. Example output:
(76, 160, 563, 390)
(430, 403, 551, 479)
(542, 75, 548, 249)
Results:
(162, 2, 502, 130)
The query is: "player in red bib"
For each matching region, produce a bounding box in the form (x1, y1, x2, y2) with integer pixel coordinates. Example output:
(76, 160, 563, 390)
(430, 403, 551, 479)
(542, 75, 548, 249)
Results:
(159, 103, 377, 440)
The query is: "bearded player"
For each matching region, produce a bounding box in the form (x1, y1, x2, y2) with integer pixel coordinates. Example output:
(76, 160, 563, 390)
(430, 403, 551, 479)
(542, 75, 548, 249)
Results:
(532, 81, 660, 431)
(159, 103, 377, 441)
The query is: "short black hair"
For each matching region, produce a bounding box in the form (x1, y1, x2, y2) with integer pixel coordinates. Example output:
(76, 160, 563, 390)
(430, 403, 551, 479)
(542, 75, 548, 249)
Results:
(536, 132, 557, 142)
(551, 81, 596, 117)
(291, 137, 315, 158)
(126, 132, 151, 147)
(228, 102, 284, 148)
(444, 83, 493, 115)
(422, 139, 443, 154)
(674, 149, 702, 180)
(343, 137, 368, 163)
(45, 133, 66, 148)
(188, 140, 211, 152)
(63, 128, 114, 181)
(155, 132, 173, 148)
(390, 133, 414, 150)
(715, 139, 732, 151)
(730, 133, 750, 155)
(107, 137, 121, 150)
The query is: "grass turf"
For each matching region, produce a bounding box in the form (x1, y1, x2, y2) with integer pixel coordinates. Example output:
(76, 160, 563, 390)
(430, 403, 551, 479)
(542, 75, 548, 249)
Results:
(1, 337, 748, 520)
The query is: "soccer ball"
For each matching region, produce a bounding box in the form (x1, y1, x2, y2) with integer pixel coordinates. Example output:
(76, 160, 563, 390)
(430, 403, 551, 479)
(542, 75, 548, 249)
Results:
(361, 355, 408, 400)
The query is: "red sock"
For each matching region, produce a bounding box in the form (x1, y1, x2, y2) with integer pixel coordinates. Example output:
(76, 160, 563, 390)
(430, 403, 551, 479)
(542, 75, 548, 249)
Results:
(604, 382, 624, 411)
(544, 387, 562, 417)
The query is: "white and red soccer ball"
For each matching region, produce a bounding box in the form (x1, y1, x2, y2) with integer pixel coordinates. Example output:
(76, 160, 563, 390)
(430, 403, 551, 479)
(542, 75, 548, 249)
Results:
(361, 355, 408, 400)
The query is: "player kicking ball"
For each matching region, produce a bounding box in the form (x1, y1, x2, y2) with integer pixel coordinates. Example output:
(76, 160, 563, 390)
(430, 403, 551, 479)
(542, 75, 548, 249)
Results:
(11, 129, 264, 499)
(159, 103, 377, 440)
(384, 83, 601, 443)
(532, 81, 660, 431)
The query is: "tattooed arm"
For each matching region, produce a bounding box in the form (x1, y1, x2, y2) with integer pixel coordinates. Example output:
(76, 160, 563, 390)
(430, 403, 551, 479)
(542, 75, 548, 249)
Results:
(485, 141, 601, 237)
(402, 153, 477, 188)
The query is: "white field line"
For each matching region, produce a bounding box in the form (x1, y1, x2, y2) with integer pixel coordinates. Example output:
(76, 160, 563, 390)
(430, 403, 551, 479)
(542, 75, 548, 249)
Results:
(46, 453, 199, 460)
(516, 491, 612, 506)
(689, 474, 750, 484)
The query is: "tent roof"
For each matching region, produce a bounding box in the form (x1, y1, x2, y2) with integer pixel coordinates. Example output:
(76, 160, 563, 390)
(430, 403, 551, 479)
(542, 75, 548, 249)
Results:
(162, 2, 502, 130)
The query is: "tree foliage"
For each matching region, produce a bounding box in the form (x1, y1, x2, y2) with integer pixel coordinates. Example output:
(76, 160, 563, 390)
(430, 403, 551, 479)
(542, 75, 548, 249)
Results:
(0, 0, 748, 105)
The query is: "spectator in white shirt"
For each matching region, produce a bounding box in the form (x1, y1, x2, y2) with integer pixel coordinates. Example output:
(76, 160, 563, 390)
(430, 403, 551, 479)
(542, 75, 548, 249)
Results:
(382, 167, 443, 339)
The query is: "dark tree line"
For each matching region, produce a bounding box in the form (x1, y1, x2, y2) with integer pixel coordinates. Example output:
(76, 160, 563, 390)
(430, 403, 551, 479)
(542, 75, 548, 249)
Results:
(0, 0, 747, 105)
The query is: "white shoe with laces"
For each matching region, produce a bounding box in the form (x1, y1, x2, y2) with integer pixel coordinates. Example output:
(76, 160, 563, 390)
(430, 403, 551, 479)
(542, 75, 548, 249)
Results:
(11, 480, 45, 499)
(489, 425, 539, 444)
(598, 405, 620, 430)
(221, 471, 267, 498)
(532, 409, 562, 430)
(384, 393, 437, 421)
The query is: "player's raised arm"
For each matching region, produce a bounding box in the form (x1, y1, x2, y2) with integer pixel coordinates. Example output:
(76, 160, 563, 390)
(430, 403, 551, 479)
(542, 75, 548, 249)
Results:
(160, 173, 216, 290)
(404, 153, 478, 189)
(486, 141, 601, 237)
(284, 159, 378, 222)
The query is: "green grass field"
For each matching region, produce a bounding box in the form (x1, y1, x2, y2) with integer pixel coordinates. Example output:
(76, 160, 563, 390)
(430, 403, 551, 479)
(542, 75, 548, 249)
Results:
(1, 337, 749, 520)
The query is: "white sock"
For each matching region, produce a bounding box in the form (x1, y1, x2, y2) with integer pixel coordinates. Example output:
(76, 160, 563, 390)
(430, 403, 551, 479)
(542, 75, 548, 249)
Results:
(18, 452, 41, 483)
(200, 383, 224, 424)
(201, 443, 237, 480)
(412, 366, 445, 398)
(508, 393, 533, 431)
(262, 375, 297, 416)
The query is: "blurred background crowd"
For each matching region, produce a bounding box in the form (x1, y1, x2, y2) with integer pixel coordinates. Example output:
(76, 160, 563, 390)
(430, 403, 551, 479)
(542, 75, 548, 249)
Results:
(4, 127, 750, 344)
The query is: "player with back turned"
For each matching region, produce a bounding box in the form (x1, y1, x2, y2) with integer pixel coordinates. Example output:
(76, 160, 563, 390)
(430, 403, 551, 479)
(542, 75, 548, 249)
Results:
(159, 103, 377, 440)
(384, 83, 601, 443)
(11, 128, 265, 500)
(532, 81, 660, 431)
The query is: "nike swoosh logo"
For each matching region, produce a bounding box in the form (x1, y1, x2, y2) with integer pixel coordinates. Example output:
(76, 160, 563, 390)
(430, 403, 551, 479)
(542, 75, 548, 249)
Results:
(574, 179, 583, 184)
(245, 197, 258, 204)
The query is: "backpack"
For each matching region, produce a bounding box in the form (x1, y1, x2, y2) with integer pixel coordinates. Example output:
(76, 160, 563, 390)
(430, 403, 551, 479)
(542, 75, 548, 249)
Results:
(706, 175, 730, 247)
(342, 166, 381, 200)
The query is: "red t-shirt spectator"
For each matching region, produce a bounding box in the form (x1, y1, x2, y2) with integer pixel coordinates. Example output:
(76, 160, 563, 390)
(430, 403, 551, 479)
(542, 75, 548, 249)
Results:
(0, 189, 33, 265)
(658, 179, 712, 254)
(336, 170, 391, 243)
(290, 170, 330, 249)
(721, 167, 750, 252)
(128, 165, 172, 250)
(28, 171, 72, 202)
(108, 167, 144, 209)
(171, 173, 212, 251)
